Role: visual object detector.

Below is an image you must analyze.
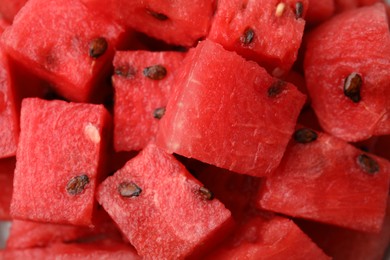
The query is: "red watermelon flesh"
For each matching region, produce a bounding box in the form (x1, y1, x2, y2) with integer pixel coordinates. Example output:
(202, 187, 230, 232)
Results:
(0, 18, 10, 33)
(0, 157, 15, 220)
(156, 39, 306, 177)
(206, 215, 330, 260)
(257, 127, 390, 233)
(208, 0, 307, 75)
(304, 3, 390, 142)
(0, 0, 28, 23)
(97, 144, 233, 259)
(306, 0, 335, 25)
(296, 198, 390, 260)
(1, 0, 126, 102)
(82, 0, 215, 47)
(113, 50, 186, 152)
(335, 0, 384, 12)
(11, 98, 111, 226)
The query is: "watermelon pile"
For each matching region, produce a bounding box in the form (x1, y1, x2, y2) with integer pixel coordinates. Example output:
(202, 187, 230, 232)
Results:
(0, 0, 390, 259)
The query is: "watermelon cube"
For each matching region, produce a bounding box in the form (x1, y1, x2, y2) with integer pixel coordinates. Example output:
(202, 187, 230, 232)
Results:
(0, 158, 15, 220)
(97, 144, 233, 259)
(156, 39, 306, 177)
(257, 127, 390, 232)
(1, 0, 126, 102)
(206, 215, 330, 259)
(208, 0, 307, 75)
(11, 98, 111, 226)
(304, 3, 390, 142)
(113, 50, 185, 152)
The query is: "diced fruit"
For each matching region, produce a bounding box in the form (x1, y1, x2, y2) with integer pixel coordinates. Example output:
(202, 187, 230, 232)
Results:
(304, 3, 390, 141)
(306, 0, 335, 25)
(11, 98, 111, 226)
(97, 144, 233, 259)
(82, 0, 215, 47)
(0, 157, 15, 220)
(113, 50, 185, 151)
(208, 0, 307, 75)
(257, 127, 390, 233)
(156, 39, 306, 177)
(207, 215, 330, 260)
(1, 0, 126, 102)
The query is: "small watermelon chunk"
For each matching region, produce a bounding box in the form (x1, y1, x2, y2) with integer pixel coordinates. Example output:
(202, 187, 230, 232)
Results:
(97, 144, 233, 259)
(206, 215, 330, 259)
(257, 127, 390, 233)
(208, 0, 307, 75)
(304, 3, 390, 141)
(1, 0, 126, 102)
(156, 39, 306, 177)
(113, 50, 185, 152)
(82, 0, 215, 47)
(0, 158, 15, 220)
(11, 98, 111, 226)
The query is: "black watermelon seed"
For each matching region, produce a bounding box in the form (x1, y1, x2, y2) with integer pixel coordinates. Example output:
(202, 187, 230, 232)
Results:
(115, 65, 136, 78)
(118, 181, 142, 197)
(153, 107, 166, 119)
(146, 9, 168, 21)
(357, 154, 379, 175)
(240, 27, 255, 45)
(198, 187, 214, 201)
(344, 72, 363, 103)
(143, 65, 167, 80)
(66, 175, 89, 195)
(293, 128, 318, 143)
(295, 2, 304, 19)
(268, 80, 287, 97)
(89, 37, 108, 59)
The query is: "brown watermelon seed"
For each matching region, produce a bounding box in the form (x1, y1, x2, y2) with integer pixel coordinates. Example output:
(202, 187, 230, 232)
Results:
(293, 128, 318, 143)
(268, 80, 287, 97)
(357, 154, 379, 175)
(143, 65, 167, 80)
(146, 9, 168, 21)
(240, 27, 255, 45)
(295, 2, 304, 19)
(115, 65, 136, 78)
(275, 2, 286, 17)
(153, 107, 166, 119)
(66, 175, 90, 195)
(198, 187, 214, 201)
(344, 72, 362, 103)
(118, 181, 142, 197)
(89, 37, 108, 59)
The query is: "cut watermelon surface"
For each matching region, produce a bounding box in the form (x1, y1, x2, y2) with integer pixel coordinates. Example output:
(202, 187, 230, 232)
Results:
(156, 39, 306, 177)
(257, 127, 390, 232)
(97, 144, 233, 259)
(304, 3, 390, 142)
(0, 0, 28, 22)
(306, 0, 335, 25)
(113, 50, 186, 151)
(11, 98, 111, 226)
(0, 158, 15, 220)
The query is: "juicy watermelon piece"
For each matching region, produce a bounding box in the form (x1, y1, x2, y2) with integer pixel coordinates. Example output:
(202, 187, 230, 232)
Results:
(1, 0, 126, 102)
(113, 50, 185, 152)
(257, 127, 390, 232)
(297, 198, 390, 260)
(97, 144, 233, 259)
(0, 0, 28, 23)
(306, 0, 335, 25)
(304, 3, 390, 142)
(206, 215, 330, 260)
(335, 0, 383, 12)
(156, 39, 306, 177)
(11, 98, 111, 226)
(82, 0, 215, 47)
(0, 158, 15, 220)
(208, 0, 307, 75)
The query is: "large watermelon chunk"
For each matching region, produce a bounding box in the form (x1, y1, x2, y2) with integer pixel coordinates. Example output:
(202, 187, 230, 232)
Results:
(208, 0, 307, 75)
(11, 98, 111, 226)
(0, 158, 15, 220)
(97, 144, 233, 259)
(82, 0, 215, 47)
(156, 39, 306, 177)
(206, 215, 330, 260)
(257, 127, 390, 232)
(113, 50, 185, 152)
(304, 3, 390, 142)
(1, 0, 126, 102)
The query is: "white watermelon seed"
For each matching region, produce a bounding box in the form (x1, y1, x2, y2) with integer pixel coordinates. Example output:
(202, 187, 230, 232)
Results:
(66, 175, 89, 195)
(118, 182, 142, 197)
(84, 123, 101, 144)
(275, 2, 286, 17)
